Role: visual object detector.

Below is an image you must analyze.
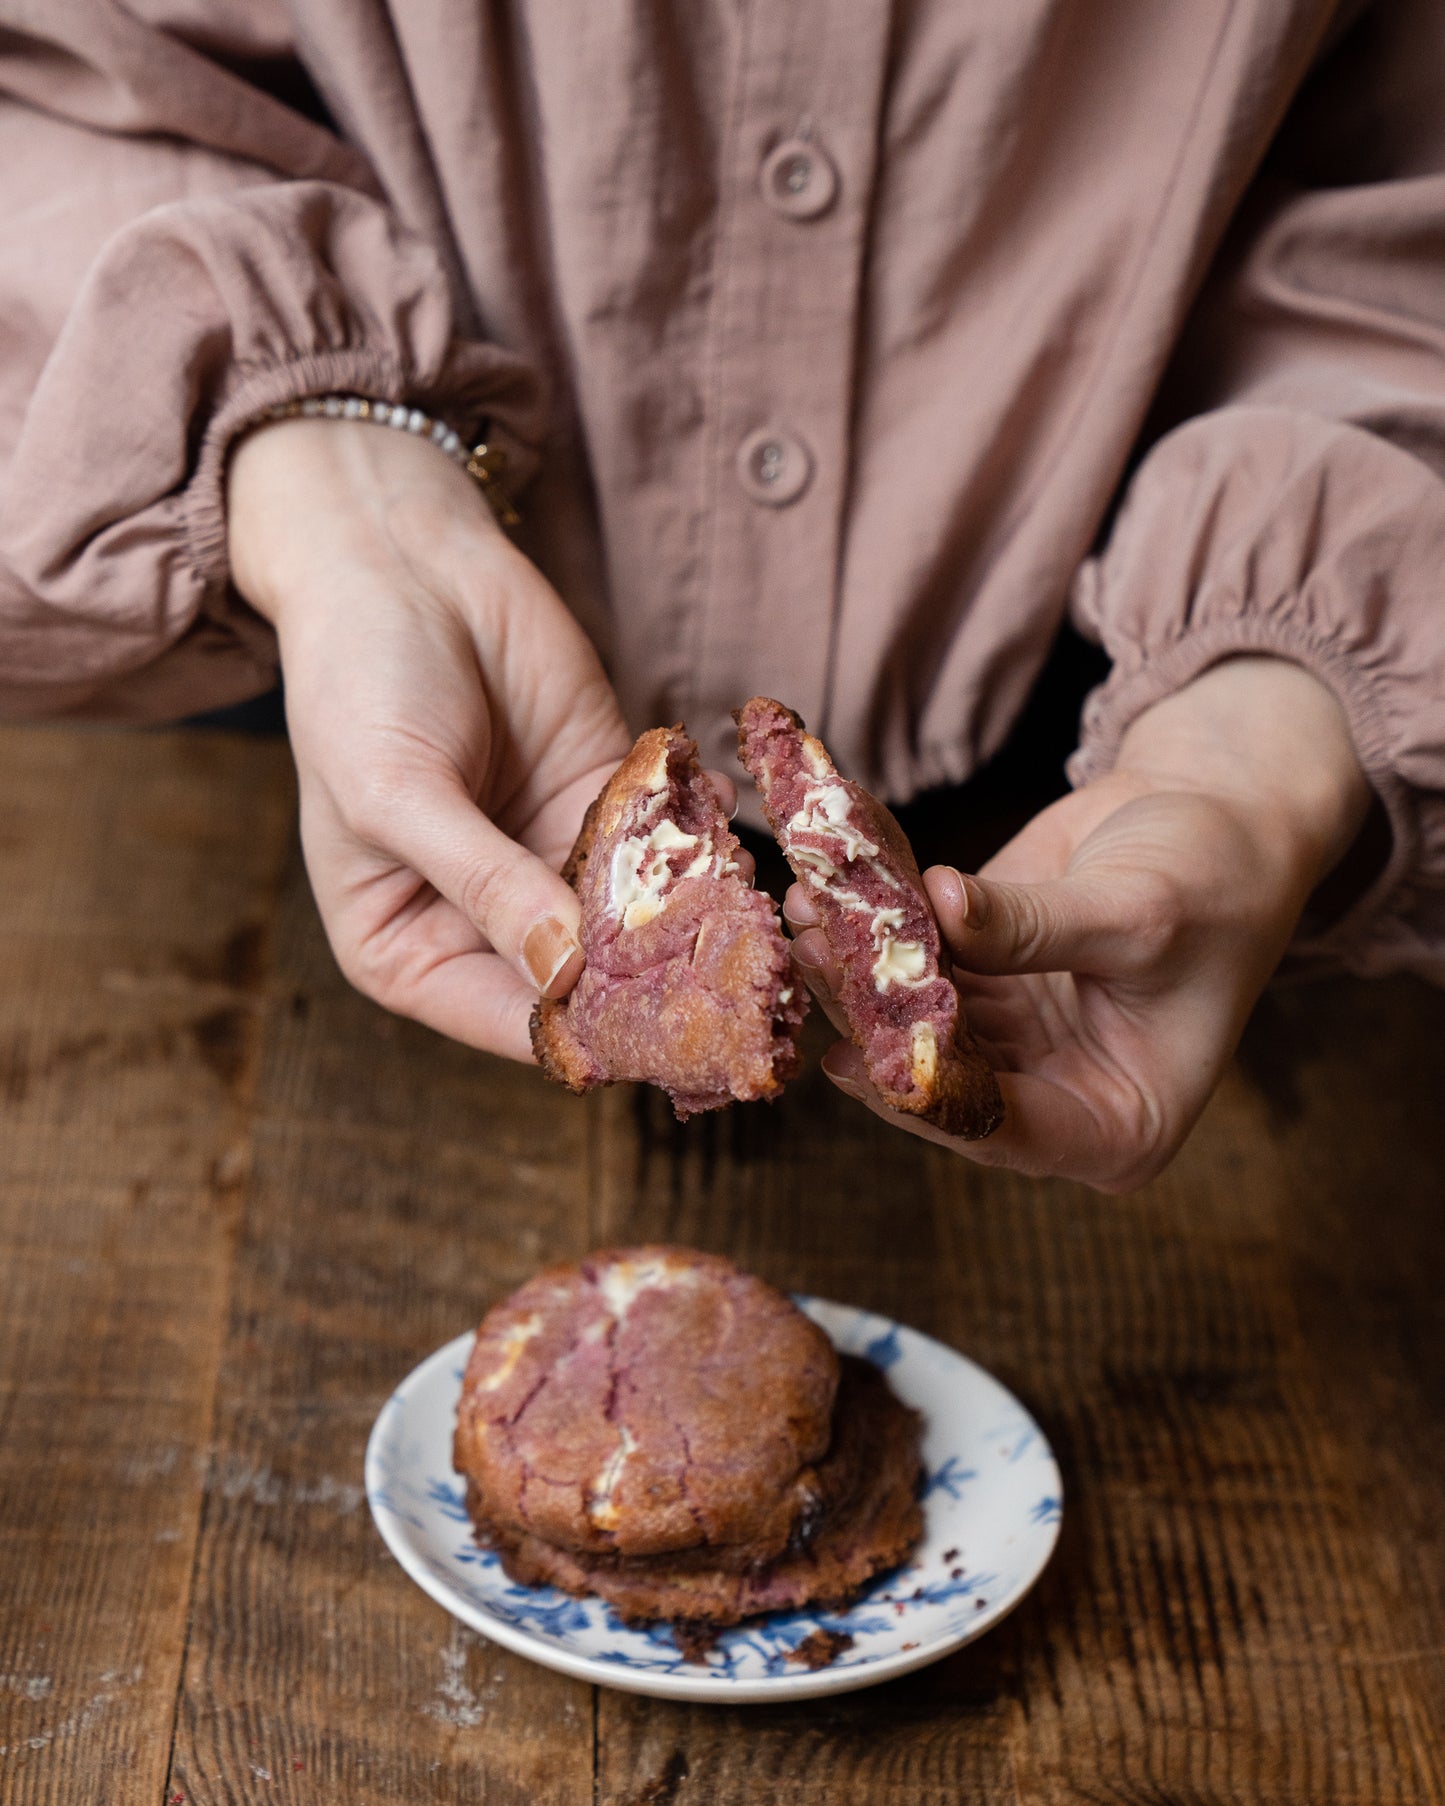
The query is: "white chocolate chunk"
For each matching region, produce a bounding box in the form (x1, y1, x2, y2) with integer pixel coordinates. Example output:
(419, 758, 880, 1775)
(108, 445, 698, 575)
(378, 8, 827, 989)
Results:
(785, 782, 880, 864)
(643, 745, 671, 793)
(910, 1020, 938, 1085)
(873, 935, 929, 991)
(861, 904, 930, 991)
(587, 1425, 638, 1528)
(596, 1254, 698, 1318)
(789, 843, 838, 880)
(609, 819, 704, 929)
(826, 885, 879, 916)
(801, 735, 832, 780)
(476, 1313, 542, 1391)
(817, 887, 931, 993)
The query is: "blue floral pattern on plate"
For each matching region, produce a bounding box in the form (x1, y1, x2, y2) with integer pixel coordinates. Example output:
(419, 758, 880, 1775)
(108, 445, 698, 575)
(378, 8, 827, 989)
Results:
(366, 1298, 1062, 1702)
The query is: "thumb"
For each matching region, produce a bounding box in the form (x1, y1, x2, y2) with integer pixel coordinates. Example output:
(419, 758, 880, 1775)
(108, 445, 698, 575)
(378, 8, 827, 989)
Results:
(925, 864, 1156, 978)
(383, 777, 585, 996)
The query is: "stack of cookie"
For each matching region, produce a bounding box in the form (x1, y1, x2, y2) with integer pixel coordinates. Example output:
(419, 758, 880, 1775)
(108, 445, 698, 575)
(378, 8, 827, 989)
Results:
(453, 1247, 922, 1642)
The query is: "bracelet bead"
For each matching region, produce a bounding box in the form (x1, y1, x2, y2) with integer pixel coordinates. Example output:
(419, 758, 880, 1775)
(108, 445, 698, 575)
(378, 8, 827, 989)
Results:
(255, 392, 520, 528)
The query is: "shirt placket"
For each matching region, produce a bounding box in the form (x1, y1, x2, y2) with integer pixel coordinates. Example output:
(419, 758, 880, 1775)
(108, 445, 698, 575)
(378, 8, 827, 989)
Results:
(685, 0, 893, 775)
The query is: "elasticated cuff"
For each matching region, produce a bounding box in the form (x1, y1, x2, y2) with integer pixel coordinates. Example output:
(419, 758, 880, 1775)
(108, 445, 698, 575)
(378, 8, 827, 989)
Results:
(1066, 609, 1419, 974)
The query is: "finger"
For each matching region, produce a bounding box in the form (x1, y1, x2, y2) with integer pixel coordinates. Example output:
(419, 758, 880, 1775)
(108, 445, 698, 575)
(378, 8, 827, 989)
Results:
(704, 768, 739, 819)
(375, 778, 585, 997)
(789, 927, 852, 1037)
(783, 881, 821, 930)
(924, 863, 1174, 980)
(384, 945, 540, 1062)
(730, 845, 757, 885)
(319, 859, 546, 1059)
(821, 1042, 1161, 1192)
(942, 990, 1034, 1069)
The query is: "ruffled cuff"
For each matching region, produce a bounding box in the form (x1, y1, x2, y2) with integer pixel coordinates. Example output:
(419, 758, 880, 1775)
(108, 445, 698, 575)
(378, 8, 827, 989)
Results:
(1067, 405, 1445, 982)
(0, 181, 542, 721)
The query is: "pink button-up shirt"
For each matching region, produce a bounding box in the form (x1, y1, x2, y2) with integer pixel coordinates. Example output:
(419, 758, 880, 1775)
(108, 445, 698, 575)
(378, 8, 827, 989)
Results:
(1, 0, 1442, 977)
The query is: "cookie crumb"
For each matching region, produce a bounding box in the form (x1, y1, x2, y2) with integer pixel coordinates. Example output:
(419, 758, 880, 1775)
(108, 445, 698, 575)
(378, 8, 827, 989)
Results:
(942, 1548, 959, 1562)
(672, 1621, 722, 1663)
(786, 1629, 855, 1670)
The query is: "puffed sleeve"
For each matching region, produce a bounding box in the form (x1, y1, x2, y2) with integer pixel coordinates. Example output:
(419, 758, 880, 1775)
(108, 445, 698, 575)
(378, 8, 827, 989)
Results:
(0, 5, 540, 721)
(1067, 0, 1445, 982)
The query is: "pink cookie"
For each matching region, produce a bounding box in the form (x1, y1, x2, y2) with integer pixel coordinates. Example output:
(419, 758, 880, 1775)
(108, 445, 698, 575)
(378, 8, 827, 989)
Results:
(532, 726, 806, 1118)
(737, 696, 1002, 1140)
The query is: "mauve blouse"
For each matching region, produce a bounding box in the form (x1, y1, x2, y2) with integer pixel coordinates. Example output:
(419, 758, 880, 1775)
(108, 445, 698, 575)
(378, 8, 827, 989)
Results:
(1, 0, 1443, 977)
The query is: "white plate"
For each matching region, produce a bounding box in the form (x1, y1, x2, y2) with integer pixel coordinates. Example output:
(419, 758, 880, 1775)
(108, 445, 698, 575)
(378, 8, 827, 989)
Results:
(366, 1297, 1062, 1703)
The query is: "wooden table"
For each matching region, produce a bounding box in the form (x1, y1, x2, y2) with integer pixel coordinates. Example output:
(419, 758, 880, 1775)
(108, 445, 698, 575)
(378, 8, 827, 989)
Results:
(2, 721, 1443, 1805)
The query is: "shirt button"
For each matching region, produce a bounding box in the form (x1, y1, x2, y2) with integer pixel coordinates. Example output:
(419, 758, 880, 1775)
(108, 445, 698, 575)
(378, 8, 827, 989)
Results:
(736, 429, 813, 506)
(759, 138, 839, 220)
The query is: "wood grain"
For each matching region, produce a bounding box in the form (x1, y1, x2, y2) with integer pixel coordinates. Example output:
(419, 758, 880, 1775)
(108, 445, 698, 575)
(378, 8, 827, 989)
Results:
(2, 722, 1444, 1805)
(165, 849, 596, 1805)
(0, 725, 293, 1804)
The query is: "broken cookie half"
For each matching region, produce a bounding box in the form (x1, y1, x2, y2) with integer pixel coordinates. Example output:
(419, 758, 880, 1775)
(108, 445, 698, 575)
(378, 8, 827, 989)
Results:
(531, 725, 806, 1119)
(736, 696, 1003, 1140)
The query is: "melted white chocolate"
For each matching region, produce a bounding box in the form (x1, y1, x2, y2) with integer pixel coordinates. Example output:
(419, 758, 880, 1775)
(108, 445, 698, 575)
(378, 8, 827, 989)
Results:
(790, 843, 838, 880)
(784, 780, 929, 986)
(609, 820, 706, 929)
(595, 1253, 698, 1318)
(873, 935, 929, 990)
(801, 735, 832, 780)
(805, 885, 930, 993)
(643, 745, 671, 794)
(587, 1425, 638, 1528)
(785, 782, 880, 864)
(910, 1020, 938, 1085)
(475, 1313, 542, 1391)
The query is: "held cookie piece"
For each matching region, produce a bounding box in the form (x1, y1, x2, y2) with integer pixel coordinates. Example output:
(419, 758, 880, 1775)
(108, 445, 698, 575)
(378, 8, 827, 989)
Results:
(531, 725, 806, 1119)
(453, 1247, 840, 1563)
(736, 696, 1003, 1139)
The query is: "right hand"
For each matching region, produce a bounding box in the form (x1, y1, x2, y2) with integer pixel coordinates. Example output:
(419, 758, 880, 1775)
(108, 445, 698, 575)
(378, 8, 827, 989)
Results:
(226, 414, 636, 1061)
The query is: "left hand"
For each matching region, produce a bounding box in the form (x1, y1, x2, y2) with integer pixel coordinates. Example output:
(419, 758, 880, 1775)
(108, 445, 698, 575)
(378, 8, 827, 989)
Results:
(787, 657, 1371, 1191)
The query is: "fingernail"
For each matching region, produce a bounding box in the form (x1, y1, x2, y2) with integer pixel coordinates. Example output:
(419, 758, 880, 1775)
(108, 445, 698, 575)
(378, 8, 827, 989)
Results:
(830, 1074, 867, 1103)
(523, 916, 580, 992)
(957, 872, 990, 931)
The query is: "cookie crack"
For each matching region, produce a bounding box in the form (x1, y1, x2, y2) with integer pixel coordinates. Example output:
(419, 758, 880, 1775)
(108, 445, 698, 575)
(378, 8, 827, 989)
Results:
(674, 1426, 709, 1543)
(586, 1317, 629, 1544)
(498, 1317, 595, 1432)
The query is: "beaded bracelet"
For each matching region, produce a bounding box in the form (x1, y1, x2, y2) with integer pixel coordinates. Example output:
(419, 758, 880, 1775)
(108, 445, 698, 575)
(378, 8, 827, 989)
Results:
(258, 393, 520, 528)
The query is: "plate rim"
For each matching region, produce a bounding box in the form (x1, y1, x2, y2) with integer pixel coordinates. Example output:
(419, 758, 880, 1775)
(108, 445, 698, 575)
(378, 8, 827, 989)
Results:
(365, 1301, 1062, 1704)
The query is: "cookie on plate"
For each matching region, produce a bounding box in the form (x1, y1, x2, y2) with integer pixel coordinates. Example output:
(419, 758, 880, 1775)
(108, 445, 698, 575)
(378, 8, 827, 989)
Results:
(453, 1247, 926, 1641)
(736, 696, 1003, 1140)
(531, 726, 806, 1119)
(485, 1355, 923, 1629)
(454, 1247, 839, 1563)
